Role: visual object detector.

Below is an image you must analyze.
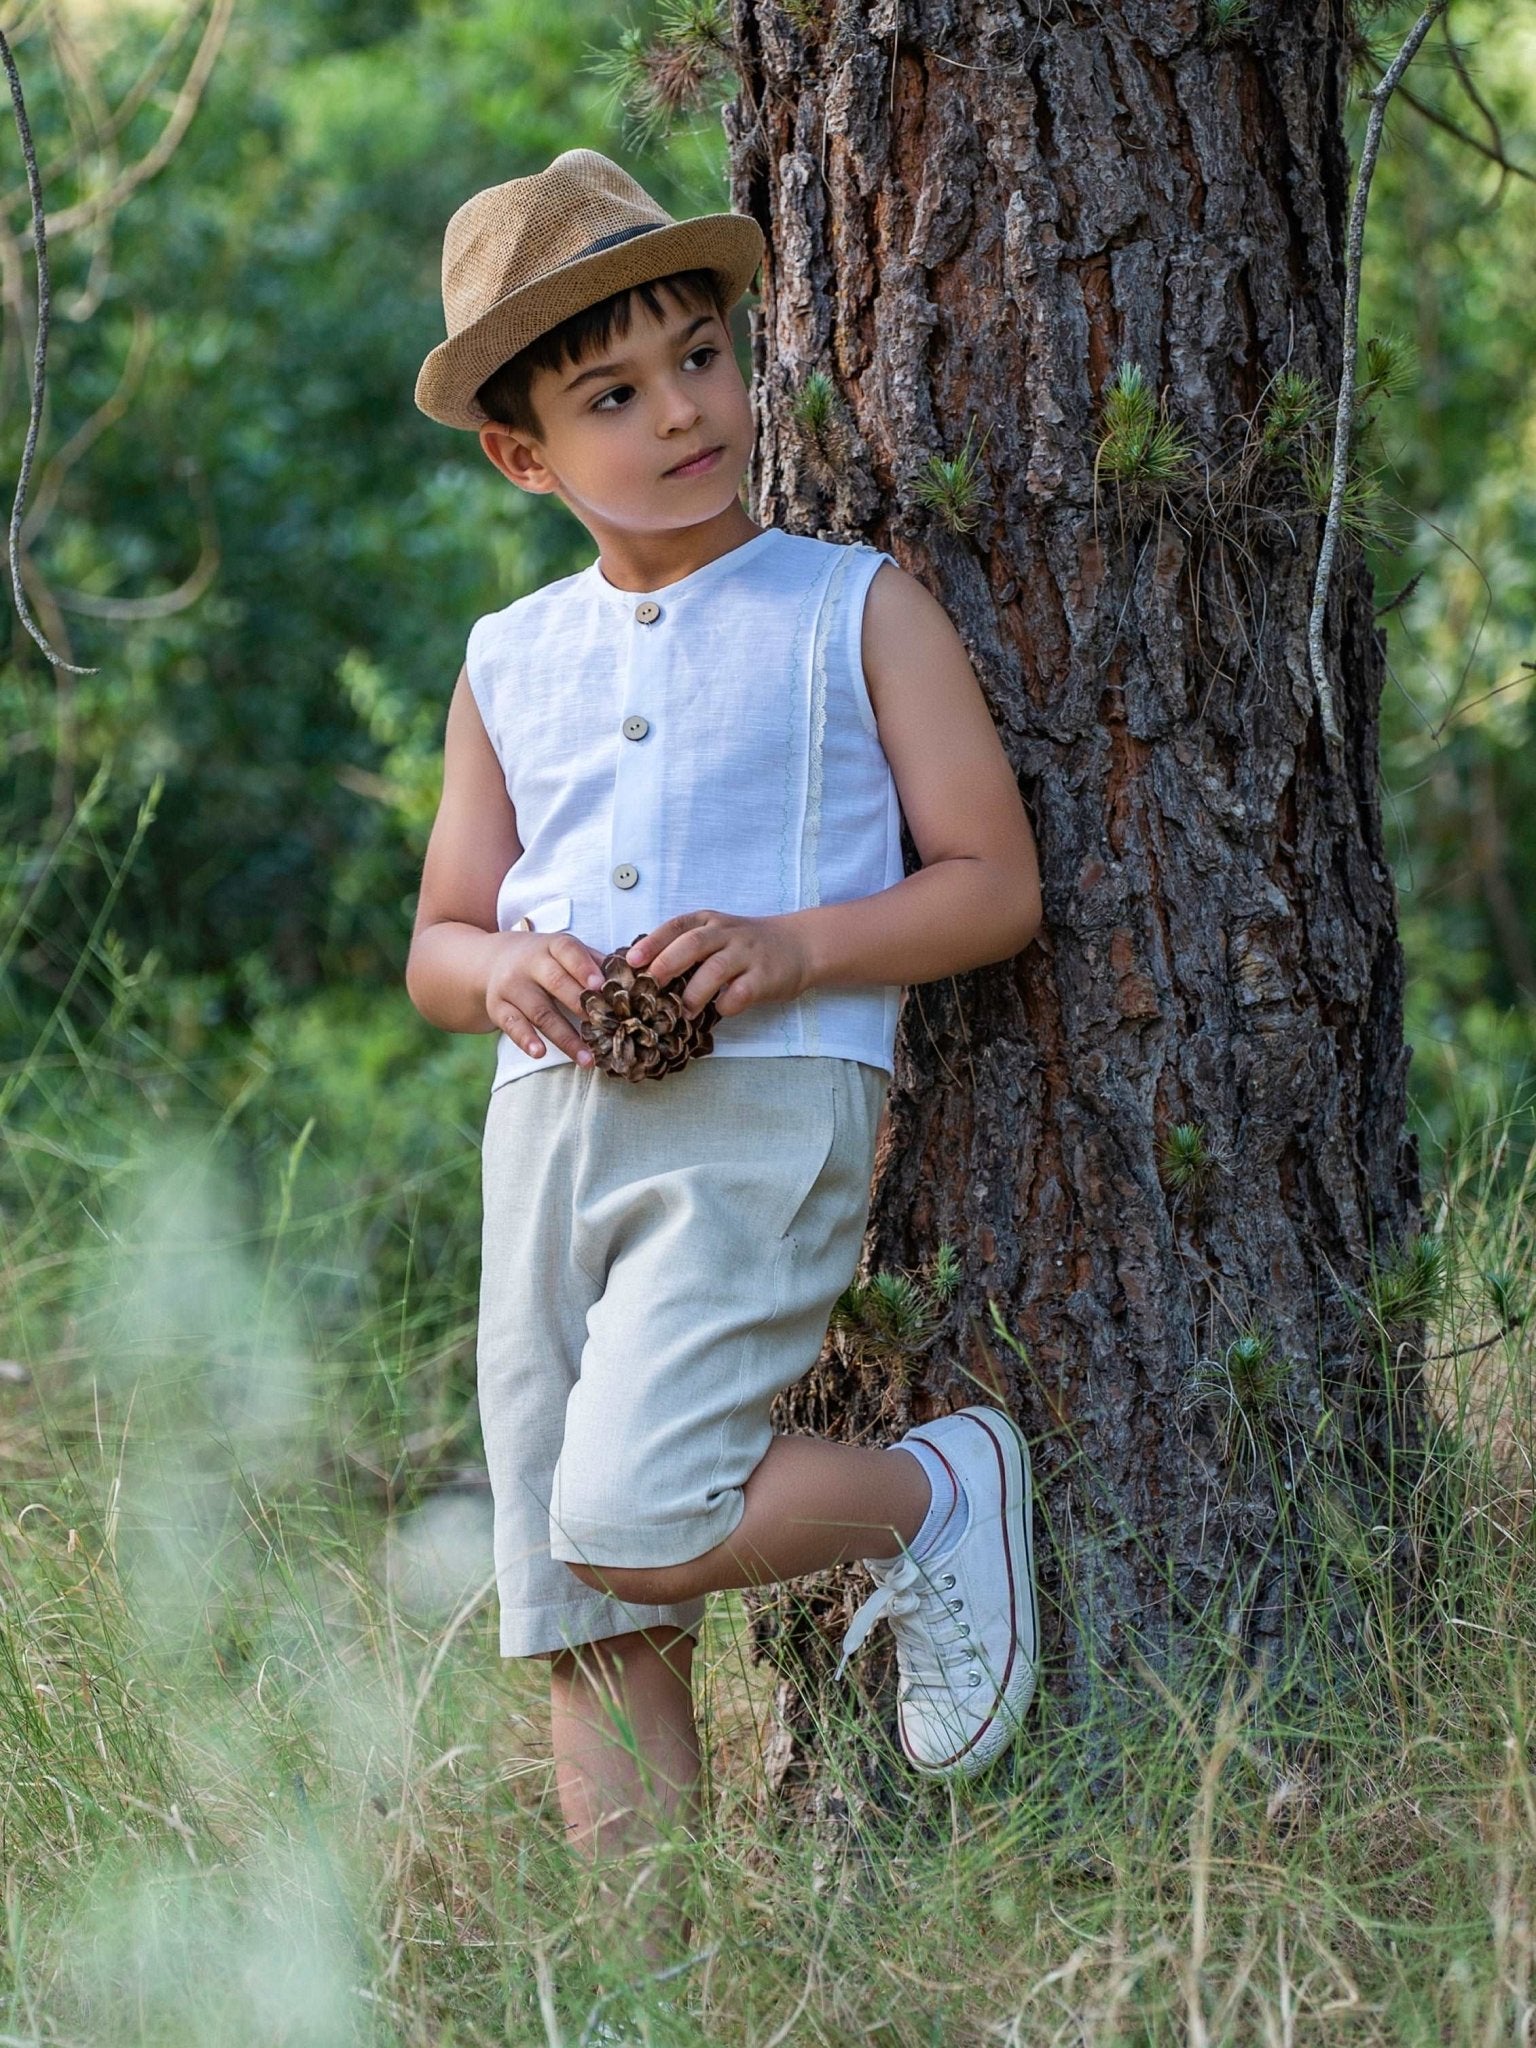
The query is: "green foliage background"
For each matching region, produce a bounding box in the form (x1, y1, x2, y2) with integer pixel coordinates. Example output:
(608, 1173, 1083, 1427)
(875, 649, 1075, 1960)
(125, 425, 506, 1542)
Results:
(2, 0, 739, 1424)
(2, 0, 1534, 1433)
(1363, 6, 1536, 1173)
(3, 18, 1536, 2033)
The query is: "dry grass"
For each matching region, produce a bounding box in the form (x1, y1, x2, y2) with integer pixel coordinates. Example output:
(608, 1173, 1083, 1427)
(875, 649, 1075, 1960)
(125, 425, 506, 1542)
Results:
(0, 1108, 1534, 2047)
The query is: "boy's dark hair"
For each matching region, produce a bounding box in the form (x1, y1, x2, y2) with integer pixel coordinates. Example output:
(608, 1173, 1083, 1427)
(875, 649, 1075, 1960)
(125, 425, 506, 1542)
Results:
(475, 268, 729, 441)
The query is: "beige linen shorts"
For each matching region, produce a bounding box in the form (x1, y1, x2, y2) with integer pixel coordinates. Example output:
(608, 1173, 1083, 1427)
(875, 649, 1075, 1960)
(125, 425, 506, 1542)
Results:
(476, 1053, 889, 1659)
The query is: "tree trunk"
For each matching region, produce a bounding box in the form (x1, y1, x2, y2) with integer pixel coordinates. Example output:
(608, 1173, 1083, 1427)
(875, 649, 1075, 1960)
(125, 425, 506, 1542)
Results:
(725, 0, 1425, 1788)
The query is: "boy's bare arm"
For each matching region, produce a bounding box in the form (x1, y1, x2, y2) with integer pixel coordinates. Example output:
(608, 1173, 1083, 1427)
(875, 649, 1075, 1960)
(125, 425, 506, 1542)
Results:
(406, 670, 608, 1060)
(404, 668, 520, 1033)
(622, 564, 1041, 1019)
(785, 561, 1041, 989)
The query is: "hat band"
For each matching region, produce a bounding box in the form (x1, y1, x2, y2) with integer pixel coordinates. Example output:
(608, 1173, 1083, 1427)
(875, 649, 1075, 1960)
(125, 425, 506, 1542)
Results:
(574, 221, 668, 259)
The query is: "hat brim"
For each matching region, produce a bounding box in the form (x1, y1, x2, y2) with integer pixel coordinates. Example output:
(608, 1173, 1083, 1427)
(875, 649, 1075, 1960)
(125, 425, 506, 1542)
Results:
(414, 214, 766, 432)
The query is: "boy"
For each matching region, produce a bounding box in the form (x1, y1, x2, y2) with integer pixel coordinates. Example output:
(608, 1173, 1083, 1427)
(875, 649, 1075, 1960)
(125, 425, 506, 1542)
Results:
(407, 149, 1043, 1971)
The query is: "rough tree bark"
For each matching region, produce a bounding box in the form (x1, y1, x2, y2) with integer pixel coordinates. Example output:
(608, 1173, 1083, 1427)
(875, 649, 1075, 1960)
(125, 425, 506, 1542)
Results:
(725, 0, 1425, 1788)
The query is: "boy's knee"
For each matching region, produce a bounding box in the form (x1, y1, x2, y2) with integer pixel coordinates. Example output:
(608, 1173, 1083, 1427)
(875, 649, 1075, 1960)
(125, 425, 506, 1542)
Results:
(551, 1452, 735, 1595)
(564, 1557, 613, 1594)
(563, 1556, 691, 1603)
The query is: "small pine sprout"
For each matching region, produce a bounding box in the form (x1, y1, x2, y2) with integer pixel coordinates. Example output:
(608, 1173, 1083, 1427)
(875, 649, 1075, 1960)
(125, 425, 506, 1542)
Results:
(1483, 1265, 1528, 1331)
(1096, 362, 1194, 488)
(832, 1269, 939, 1349)
(791, 369, 837, 436)
(1259, 369, 1326, 456)
(1181, 1323, 1289, 1458)
(1223, 1325, 1288, 1411)
(1362, 1230, 1452, 1332)
(928, 1240, 962, 1302)
(655, 0, 736, 61)
(1160, 1121, 1217, 1194)
(586, 0, 736, 144)
(1204, 0, 1256, 41)
(780, 0, 822, 30)
(792, 370, 855, 473)
(1345, 6, 1411, 85)
(1301, 447, 1391, 546)
(1359, 331, 1417, 402)
(864, 1269, 939, 1347)
(830, 1276, 866, 1333)
(912, 417, 993, 536)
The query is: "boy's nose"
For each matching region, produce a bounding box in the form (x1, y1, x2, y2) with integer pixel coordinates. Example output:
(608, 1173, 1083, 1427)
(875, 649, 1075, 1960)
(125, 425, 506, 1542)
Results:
(657, 387, 703, 428)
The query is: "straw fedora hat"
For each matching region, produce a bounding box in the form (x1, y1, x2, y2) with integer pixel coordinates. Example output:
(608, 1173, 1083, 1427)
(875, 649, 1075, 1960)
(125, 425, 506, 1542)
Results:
(415, 148, 765, 432)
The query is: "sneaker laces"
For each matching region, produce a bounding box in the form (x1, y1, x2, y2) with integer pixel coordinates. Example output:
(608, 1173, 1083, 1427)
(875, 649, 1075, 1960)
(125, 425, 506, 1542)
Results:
(833, 1549, 982, 1700)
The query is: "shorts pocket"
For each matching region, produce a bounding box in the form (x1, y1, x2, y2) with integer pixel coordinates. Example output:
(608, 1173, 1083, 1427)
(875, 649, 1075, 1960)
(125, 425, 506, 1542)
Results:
(771, 1068, 840, 1242)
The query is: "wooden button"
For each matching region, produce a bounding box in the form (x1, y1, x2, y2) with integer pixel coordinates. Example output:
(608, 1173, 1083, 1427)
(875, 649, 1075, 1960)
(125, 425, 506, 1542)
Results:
(634, 600, 661, 624)
(622, 715, 650, 740)
(612, 864, 639, 889)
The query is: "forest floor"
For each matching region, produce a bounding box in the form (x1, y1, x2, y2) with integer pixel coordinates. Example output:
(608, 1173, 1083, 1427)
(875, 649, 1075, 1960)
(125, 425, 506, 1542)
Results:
(2, 1101, 1534, 2047)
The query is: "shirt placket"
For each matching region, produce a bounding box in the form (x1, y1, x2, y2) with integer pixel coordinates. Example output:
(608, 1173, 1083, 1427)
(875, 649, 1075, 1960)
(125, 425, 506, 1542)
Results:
(606, 594, 667, 952)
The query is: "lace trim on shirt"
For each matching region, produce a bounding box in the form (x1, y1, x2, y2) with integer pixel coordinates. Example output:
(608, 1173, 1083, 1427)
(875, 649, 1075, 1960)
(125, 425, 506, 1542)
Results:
(798, 547, 859, 1056)
(775, 554, 832, 1054)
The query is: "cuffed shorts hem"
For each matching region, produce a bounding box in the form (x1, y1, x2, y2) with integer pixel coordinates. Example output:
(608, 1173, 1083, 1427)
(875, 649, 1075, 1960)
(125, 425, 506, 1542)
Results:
(547, 1489, 746, 1573)
(500, 1592, 707, 1661)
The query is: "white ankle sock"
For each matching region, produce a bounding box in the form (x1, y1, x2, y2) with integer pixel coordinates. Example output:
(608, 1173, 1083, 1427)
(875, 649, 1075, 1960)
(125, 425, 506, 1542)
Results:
(879, 1440, 970, 1563)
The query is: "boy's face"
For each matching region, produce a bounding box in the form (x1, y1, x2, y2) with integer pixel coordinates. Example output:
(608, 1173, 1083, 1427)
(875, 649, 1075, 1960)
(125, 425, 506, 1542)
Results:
(478, 291, 755, 543)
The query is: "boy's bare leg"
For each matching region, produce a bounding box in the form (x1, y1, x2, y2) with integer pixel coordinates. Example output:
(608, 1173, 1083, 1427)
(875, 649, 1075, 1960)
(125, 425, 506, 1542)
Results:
(548, 1625, 701, 1971)
(547, 1439, 933, 1967)
(566, 1434, 933, 1608)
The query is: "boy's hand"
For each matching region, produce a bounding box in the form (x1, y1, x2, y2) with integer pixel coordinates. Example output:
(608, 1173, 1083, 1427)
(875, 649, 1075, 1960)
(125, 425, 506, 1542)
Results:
(623, 912, 812, 1021)
(486, 931, 609, 1064)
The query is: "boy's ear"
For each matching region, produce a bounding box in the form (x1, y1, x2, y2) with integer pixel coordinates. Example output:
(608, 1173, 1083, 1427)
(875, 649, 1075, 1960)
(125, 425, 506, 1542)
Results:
(478, 424, 557, 496)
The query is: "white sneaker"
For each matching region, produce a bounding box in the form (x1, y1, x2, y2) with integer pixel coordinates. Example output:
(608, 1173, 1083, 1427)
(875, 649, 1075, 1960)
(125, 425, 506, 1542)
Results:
(834, 1405, 1038, 1777)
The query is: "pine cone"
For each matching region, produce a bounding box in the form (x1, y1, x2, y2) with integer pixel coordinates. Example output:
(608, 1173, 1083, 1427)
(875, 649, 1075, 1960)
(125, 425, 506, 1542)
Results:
(578, 932, 721, 1081)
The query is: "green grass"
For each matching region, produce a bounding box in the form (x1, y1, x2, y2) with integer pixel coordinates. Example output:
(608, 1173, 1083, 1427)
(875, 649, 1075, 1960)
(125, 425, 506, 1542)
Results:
(5, 1212, 1536, 2044)
(0, 1129, 1530, 2046)
(6, 823, 1536, 2043)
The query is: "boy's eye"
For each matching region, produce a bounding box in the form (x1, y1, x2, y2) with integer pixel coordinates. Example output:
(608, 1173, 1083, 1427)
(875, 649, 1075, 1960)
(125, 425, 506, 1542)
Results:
(590, 345, 719, 413)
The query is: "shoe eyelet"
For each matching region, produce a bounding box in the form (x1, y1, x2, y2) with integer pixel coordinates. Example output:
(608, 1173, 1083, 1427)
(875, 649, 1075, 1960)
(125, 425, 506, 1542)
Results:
(948, 1598, 963, 1613)
(968, 1670, 983, 1686)
(960, 1624, 971, 1637)
(940, 1574, 956, 1589)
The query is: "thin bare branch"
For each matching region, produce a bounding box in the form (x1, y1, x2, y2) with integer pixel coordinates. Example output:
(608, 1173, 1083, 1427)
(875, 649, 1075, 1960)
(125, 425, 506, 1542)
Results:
(32, 0, 235, 243)
(40, 17, 128, 324)
(1308, 0, 1447, 747)
(1439, 4, 1513, 175)
(0, 26, 95, 674)
(0, 3, 205, 225)
(55, 548, 219, 622)
(0, 9, 53, 53)
(55, 464, 221, 621)
(1362, 59, 1536, 189)
(21, 303, 153, 546)
(47, 11, 116, 183)
(0, 201, 26, 406)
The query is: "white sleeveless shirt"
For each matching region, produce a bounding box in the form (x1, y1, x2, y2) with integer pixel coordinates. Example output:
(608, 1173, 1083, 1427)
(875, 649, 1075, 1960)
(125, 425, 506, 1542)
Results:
(465, 525, 905, 1094)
